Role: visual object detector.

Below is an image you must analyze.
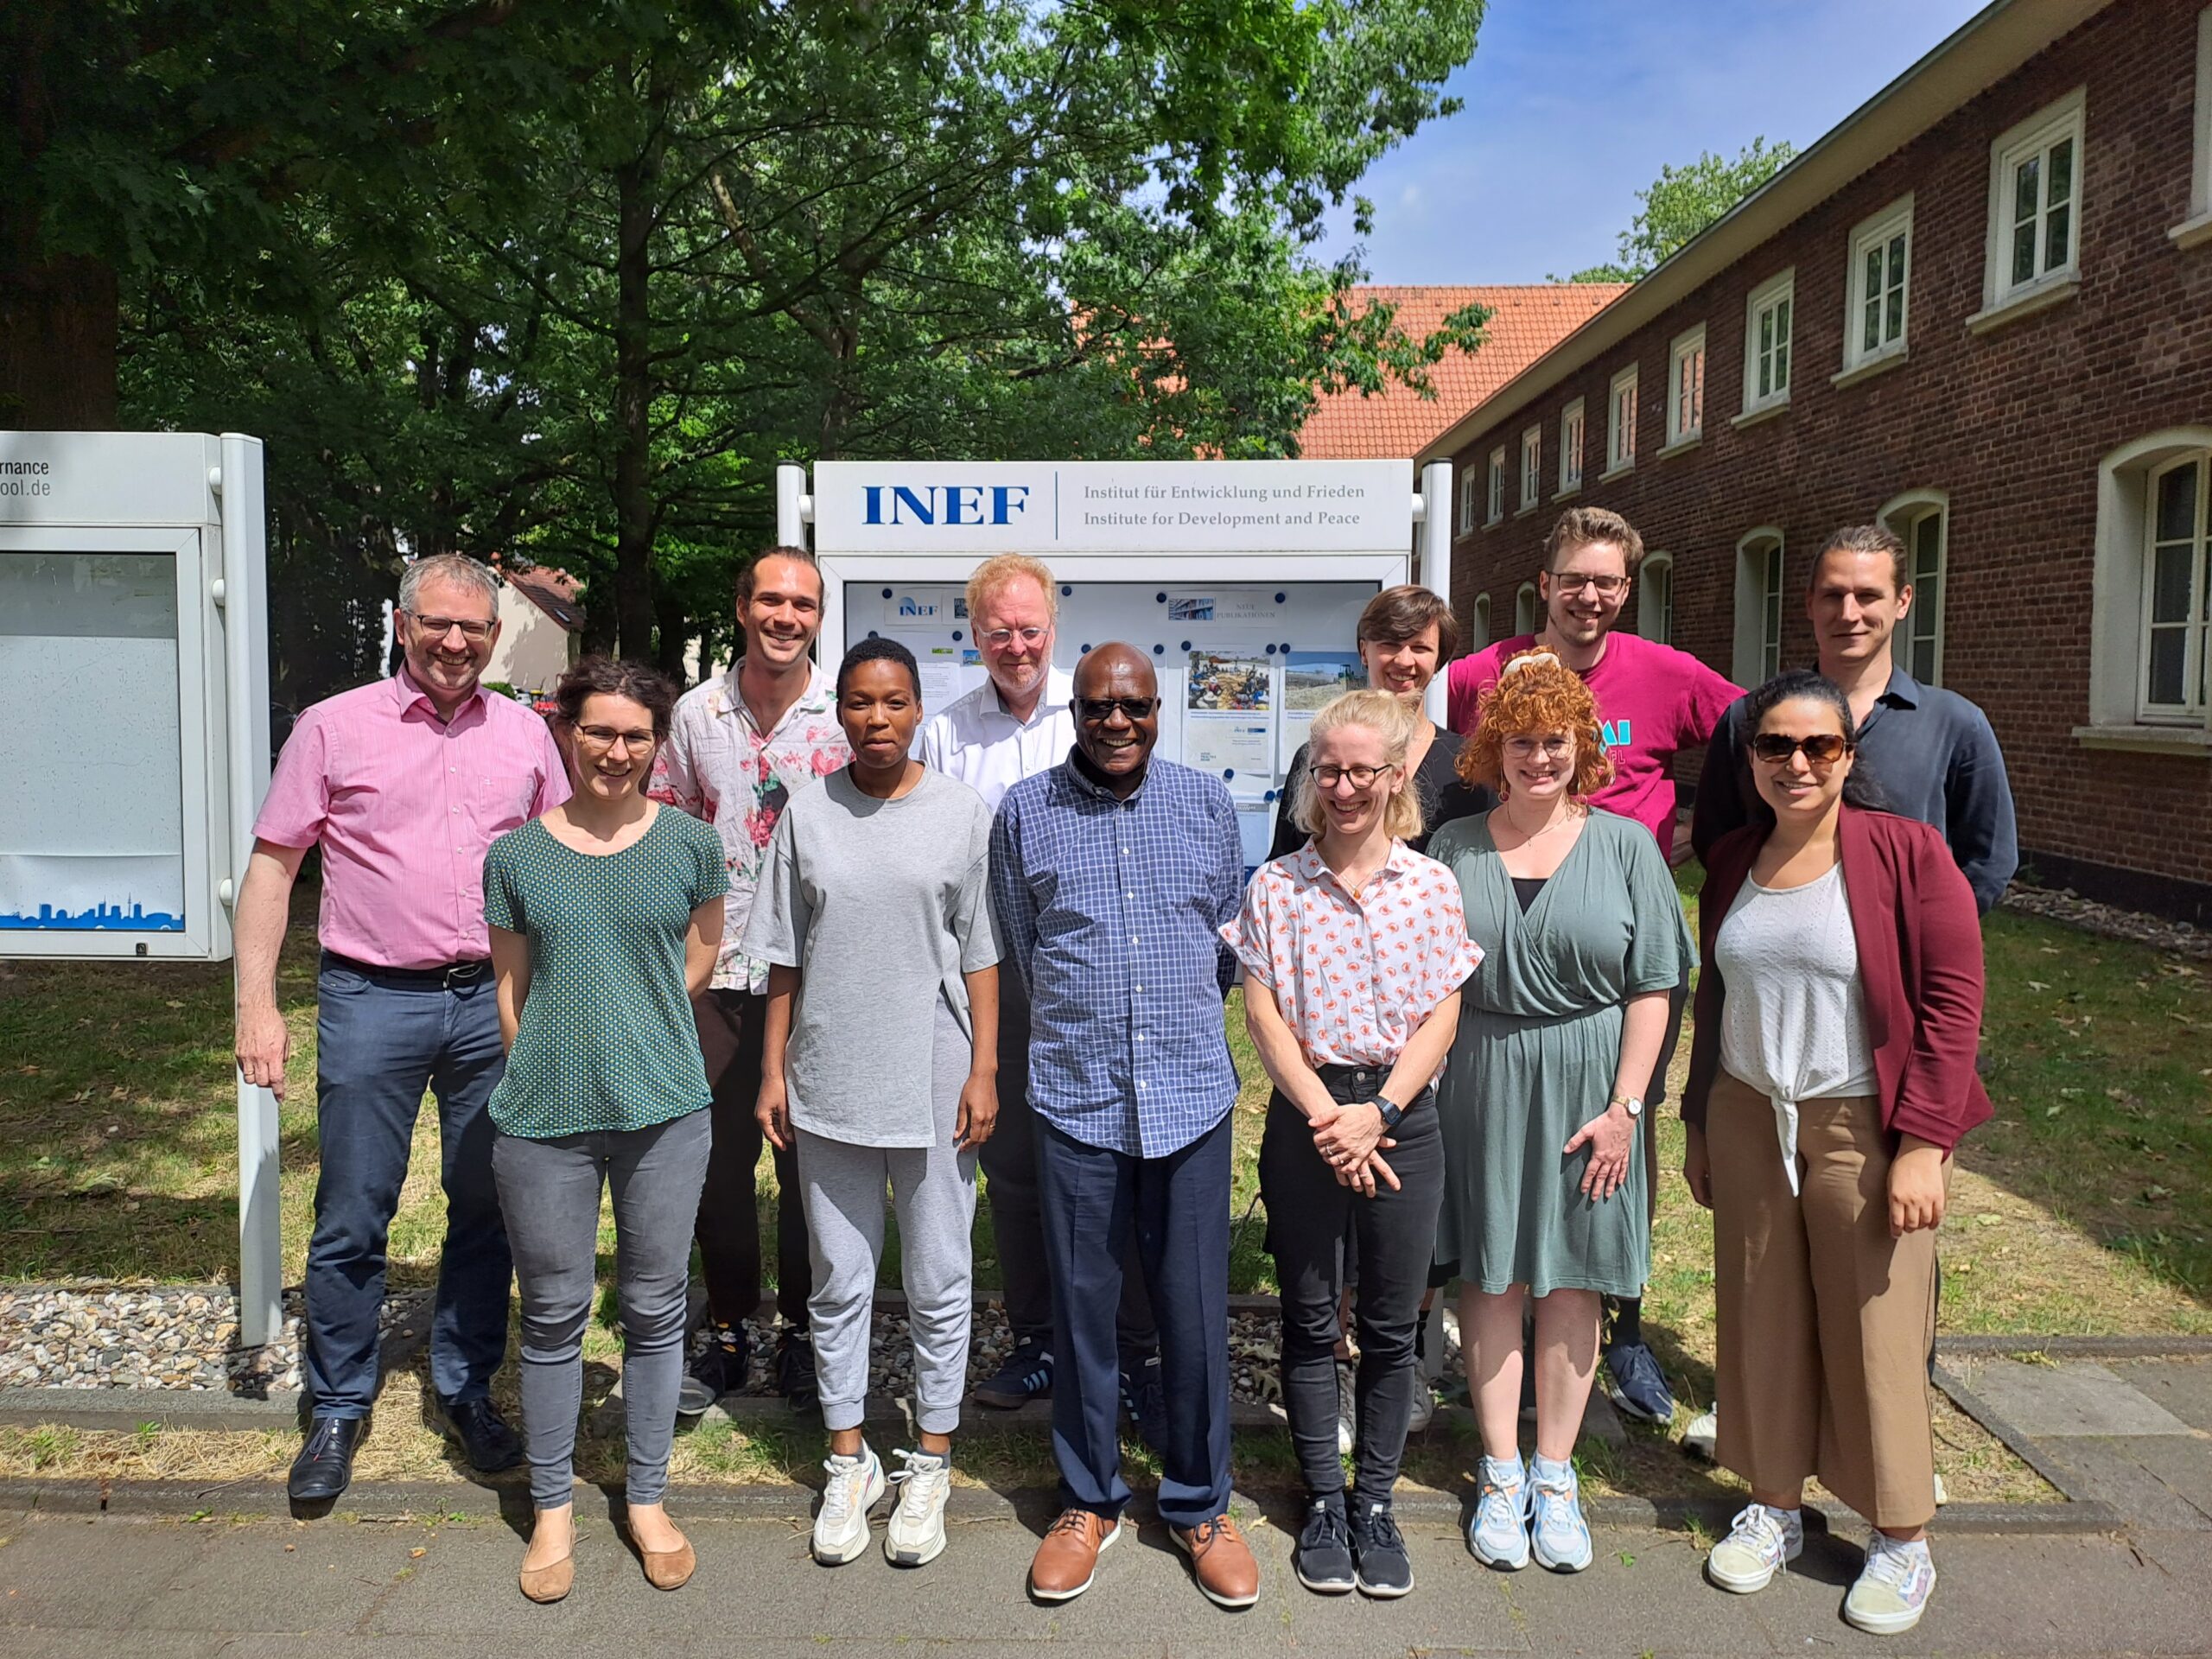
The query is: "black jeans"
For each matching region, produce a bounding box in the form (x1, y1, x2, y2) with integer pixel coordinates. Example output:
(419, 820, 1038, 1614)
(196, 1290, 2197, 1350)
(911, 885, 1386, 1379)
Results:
(691, 988, 810, 1330)
(1261, 1066, 1444, 1509)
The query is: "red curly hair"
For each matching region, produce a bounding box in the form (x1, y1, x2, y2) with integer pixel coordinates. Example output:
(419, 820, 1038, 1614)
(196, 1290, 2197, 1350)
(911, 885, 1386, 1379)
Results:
(1457, 650, 1616, 797)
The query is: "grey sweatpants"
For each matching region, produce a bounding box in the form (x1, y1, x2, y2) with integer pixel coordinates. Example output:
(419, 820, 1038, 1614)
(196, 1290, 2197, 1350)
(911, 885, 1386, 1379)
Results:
(492, 1109, 711, 1510)
(798, 1123, 977, 1436)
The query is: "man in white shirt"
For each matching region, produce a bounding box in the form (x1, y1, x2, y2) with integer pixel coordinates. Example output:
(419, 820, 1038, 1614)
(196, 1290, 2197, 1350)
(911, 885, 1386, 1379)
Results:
(918, 556, 1160, 1427)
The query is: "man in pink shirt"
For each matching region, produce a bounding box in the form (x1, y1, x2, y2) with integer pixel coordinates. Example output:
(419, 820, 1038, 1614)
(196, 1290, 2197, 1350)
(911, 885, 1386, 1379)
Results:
(234, 554, 569, 1503)
(1444, 506, 1738, 1426)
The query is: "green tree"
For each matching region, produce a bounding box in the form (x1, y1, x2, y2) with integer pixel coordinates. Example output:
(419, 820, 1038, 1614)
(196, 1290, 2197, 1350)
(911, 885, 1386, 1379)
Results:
(1561, 137, 1796, 283)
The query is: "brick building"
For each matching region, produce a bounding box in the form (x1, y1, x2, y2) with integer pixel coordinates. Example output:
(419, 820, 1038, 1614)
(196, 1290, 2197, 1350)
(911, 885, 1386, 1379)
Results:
(1421, 0, 2212, 921)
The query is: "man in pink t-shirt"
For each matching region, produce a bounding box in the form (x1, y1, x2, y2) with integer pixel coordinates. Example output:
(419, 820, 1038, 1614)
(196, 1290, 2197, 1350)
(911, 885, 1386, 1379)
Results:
(1444, 505, 1738, 1427)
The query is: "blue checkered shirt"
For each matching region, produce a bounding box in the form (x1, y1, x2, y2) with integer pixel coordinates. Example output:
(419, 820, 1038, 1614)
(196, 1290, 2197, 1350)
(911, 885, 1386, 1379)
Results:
(989, 756, 1243, 1157)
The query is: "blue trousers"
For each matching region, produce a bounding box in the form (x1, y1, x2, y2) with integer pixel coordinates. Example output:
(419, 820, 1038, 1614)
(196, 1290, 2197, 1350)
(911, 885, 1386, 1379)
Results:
(306, 957, 512, 1416)
(1037, 1112, 1232, 1530)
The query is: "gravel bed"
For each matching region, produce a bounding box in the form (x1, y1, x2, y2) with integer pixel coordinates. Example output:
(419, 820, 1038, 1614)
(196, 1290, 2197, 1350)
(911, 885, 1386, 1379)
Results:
(2003, 884, 2212, 961)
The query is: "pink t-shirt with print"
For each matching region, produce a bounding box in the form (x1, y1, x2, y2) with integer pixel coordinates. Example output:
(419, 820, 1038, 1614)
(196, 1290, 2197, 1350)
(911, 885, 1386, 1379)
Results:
(1445, 631, 1739, 861)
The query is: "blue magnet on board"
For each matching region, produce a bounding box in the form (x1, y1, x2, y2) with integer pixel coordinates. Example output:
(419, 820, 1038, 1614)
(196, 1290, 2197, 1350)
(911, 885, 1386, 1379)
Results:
(1061, 585, 1072, 596)
(1265, 645, 1277, 655)
(868, 629, 879, 639)
(1264, 789, 1276, 802)
(1274, 592, 1287, 603)
(1180, 640, 1191, 651)
(1152, 643, 1164, 655)
(1080, 644, 1091, 653)
(1224, 769, 1235, 780)
(952, 631, 963, 642)
(1155, 592, 1167, 603)
(881, 588, 893, 599)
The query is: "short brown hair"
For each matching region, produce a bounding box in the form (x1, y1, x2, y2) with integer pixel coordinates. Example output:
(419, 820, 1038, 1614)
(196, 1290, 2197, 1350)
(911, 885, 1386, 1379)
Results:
(1809, 524, 1908, 594)
(966, 554, 1058, 626)
(1457, 650, 1616, 798)
(1357, 585, 1459, 663)
(736, 544, 823, 605)
(1544, 506, 1646, 578)
(554, 655, 679, 740)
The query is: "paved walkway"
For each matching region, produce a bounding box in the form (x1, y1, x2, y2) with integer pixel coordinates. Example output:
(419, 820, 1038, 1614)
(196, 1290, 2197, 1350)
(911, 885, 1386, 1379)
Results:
(2, 1503, 2208, 1657)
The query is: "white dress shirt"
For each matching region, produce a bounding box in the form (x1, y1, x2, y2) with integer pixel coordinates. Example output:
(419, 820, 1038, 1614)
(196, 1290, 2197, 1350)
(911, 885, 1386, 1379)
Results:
(917, 666, 1077, 811)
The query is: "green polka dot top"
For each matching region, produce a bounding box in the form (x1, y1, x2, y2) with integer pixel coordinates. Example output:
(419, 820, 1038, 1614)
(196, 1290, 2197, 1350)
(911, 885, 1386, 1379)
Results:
(482, 806, 729, 1138)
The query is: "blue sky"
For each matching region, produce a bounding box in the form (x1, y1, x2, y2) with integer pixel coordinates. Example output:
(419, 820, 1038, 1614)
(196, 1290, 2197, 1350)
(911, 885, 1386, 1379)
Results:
(1319, 0, 1988, 283)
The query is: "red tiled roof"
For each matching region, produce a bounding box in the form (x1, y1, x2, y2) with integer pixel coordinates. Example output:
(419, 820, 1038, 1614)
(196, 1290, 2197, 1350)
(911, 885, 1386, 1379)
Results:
(506, 567, 584, 632)
(1297, 285, 1632, 461)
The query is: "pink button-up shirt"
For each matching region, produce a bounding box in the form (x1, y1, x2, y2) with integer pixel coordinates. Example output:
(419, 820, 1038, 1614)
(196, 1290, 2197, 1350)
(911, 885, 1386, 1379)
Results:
(1223, 840, 1482, 1070)
(254, 671, 570, 969)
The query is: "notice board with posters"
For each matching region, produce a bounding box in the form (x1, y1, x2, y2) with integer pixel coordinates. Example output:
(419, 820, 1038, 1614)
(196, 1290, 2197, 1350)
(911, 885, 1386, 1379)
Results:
(784, 458, 1450, 868)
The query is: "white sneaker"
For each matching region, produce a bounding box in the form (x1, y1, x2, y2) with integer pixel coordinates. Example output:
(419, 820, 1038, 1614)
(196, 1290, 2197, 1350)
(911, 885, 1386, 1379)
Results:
(1844, 1533, 1936, 1635)
(1706, 1503, 1803, 1594)
(1683, 1407, 1719, 1461)
(1405, 1381, 1435, 1435)
(811, 1446, 886, 1565)
(883, 1448, 950, 1567)
(1466, 1454, 1531, 1569)
(1528, 1458, 1593, 1573)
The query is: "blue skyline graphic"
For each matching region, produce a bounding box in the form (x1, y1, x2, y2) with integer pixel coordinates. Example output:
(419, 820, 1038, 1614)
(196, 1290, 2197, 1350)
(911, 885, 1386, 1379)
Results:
(0, 899, 186, 932)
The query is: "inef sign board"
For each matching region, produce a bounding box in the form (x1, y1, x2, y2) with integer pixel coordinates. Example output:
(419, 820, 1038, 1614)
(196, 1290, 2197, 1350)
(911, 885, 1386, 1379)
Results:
(792, 459, 1440, 868)
(0, 433, 270, 962)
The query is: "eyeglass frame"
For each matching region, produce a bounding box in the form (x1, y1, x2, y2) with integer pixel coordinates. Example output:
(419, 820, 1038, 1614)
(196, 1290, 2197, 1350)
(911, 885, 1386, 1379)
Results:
(1750, 732, 1854, 769)
(402, 611, 497, 642)
(1311, 761, 1399, 789)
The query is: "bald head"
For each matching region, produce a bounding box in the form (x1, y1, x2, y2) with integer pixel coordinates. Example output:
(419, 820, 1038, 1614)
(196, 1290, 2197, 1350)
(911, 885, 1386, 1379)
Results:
(1071, 642, 1160, 794)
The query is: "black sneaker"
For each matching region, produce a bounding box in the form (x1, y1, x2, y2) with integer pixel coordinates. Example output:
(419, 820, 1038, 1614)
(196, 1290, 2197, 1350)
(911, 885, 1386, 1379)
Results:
(678, 1324, 748, 1417)
(1120, 1354, 1166, 1452)
(1293, 1495, 1356, 1594)
(775, 1327, 819, 1412)
(1351, 1501, 1414, 1598)
(973, 1338, 1052, 1409)
(1602, 1338, 1676, 1425)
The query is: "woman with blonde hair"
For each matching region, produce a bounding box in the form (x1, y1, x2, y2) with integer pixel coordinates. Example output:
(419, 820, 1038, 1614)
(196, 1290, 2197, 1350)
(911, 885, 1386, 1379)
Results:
(1426, 652, 1692, 1575)
(1227, 690, 1480, 1599)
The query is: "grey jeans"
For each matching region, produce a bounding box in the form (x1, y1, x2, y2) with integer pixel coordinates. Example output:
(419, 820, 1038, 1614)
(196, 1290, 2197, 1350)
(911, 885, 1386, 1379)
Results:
(492, 1109, 711, 1510)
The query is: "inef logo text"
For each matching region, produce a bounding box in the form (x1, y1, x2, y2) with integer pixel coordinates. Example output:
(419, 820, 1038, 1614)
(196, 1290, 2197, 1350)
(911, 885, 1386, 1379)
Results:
(862, 485, 1030, 527)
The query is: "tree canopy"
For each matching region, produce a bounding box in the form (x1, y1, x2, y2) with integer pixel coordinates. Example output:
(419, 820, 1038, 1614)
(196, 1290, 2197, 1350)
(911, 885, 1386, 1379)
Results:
(1560, 137, 1796, 284)
(8, 1, 1491, 695)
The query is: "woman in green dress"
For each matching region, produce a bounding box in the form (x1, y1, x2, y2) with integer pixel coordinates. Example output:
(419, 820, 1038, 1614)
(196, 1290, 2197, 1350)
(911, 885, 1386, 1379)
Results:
(1427, 650, 1692, 1576)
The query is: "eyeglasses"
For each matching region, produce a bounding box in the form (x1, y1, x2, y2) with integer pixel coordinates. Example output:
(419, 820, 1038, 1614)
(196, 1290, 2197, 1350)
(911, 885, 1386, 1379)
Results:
(1502, 735, 1575, 760)
(406, 613, 494, 641)
(575, 725, 657, 753)
(1075, 696, 1158, 721)
(982, 626, 1049, 649)
(1751, 732, 1852, 768)
(1547, 572, 1630, 599)
(1313, 763, 1396, 789)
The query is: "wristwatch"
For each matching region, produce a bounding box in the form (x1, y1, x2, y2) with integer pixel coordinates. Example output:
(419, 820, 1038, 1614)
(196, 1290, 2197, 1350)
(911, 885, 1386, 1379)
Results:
(1373, 1093, 1408, 1132)
(1610, 1094, 1644, 1118)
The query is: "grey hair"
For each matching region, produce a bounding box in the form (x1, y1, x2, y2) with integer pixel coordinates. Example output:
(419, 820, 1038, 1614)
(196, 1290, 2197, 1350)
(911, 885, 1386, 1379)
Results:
(398, 554, 500, 617)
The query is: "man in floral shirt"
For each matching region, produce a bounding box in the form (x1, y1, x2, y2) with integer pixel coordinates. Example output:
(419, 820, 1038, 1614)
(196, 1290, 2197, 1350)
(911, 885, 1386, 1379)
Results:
(653, 545, 850, 1414)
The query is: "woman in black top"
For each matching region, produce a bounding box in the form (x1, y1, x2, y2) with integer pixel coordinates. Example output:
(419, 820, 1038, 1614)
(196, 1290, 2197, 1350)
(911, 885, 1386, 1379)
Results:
(1270, 587, 1494, 862)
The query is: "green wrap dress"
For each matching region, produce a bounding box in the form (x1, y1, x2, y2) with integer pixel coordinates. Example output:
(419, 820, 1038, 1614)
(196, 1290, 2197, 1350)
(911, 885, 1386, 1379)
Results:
(1427, 808, 1694, 1298)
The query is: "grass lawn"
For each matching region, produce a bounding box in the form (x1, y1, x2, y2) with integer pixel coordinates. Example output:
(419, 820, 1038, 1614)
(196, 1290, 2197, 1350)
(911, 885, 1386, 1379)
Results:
(1, 871, 2206, 1501)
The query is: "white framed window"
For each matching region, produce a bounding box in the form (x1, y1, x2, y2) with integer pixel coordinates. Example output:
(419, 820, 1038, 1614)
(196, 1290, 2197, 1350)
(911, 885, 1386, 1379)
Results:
(1741, 270, 1794, 416)
(1486, 447, 1506, 525)
(2141, 451, 2211, 721)
(1458, 467, 1478, 535)
(1733, 529, 1785, 684)
(1879, 491, 1948, 686)
(2177, 9, 2212, 246)
(1844, 197, 1913, 372)
(1637, 552, 1673, 645)
(1605, 365, 1638, 475)
(1515, 581, 1539, 637)
(1558, 398, 1586, 494)
(1472, 592, 1492, 652)
(1665, 327, 1707, 448)
(1982, 89, 2084, 312)
(1519, 425, 1541, 510)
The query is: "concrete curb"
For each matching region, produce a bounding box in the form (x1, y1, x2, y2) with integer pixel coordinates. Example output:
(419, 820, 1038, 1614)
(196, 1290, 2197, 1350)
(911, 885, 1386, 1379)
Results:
(0, 1386, 302, 1433)
(1936, 1335, 2212, 1360)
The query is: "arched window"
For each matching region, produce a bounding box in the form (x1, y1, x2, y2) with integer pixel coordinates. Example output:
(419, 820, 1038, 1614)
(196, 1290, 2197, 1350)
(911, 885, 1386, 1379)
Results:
(1733, 530, 1784, 686)
(1637, 553, 1674, 645)
(1515, 582, 1539, 637)
(2144, 450, 2211, 718)
(2088, 430, 2212, 739)
(1472, 592, 1492, 652)
(1878, 491, 1948, 686)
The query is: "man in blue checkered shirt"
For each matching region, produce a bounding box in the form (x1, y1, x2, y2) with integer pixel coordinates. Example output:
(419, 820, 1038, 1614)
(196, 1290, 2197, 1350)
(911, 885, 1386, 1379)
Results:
(989, 643, 1258, 1611)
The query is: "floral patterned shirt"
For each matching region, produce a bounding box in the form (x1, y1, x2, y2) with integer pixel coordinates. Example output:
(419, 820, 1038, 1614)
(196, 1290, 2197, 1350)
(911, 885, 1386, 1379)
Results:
(651, 660, 850, 992)
(1222, 839, 1482, 1070)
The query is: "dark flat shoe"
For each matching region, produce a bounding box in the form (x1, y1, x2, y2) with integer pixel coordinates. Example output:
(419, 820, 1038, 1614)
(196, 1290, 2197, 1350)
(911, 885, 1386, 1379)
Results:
(438, 1395, 524, 1472)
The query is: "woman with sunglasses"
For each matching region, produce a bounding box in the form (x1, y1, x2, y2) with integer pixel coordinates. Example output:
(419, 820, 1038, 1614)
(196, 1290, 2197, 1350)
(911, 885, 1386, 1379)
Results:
(1683, 670, 1989, 1637)
(1229, 690, 1479, 1600)
(484, 657, 728, 1603)
(1427, 650, 1691, 1577)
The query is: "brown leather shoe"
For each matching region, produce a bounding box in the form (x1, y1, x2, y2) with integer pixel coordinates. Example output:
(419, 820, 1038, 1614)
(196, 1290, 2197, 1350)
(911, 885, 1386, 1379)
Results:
(1175, 1513, 1259, 1609)
(1029, 1507, 1122, 1602)
(518, 1549, 574, 1605)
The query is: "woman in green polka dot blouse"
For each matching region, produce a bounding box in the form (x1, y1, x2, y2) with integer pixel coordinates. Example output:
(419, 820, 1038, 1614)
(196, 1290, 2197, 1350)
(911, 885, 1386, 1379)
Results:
(483, 657, 728, 1605)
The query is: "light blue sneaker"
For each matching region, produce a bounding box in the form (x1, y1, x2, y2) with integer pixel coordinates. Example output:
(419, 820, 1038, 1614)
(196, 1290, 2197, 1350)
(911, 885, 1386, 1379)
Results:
(1528, 1456, 1592, 1573)
(1844, 1533, 1936, 1635)
(1466, 1454, 1531, 1569)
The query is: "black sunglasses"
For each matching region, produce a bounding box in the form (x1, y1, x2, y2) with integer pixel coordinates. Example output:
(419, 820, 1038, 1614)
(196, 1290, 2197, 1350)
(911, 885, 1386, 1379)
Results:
(1075, 696, 1159, 721)
(1751, 732, 1853, 767)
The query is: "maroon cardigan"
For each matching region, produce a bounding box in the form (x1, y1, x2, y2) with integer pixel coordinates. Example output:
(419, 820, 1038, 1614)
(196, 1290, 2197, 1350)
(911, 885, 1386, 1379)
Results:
(1684, 805, 1993, 1152)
